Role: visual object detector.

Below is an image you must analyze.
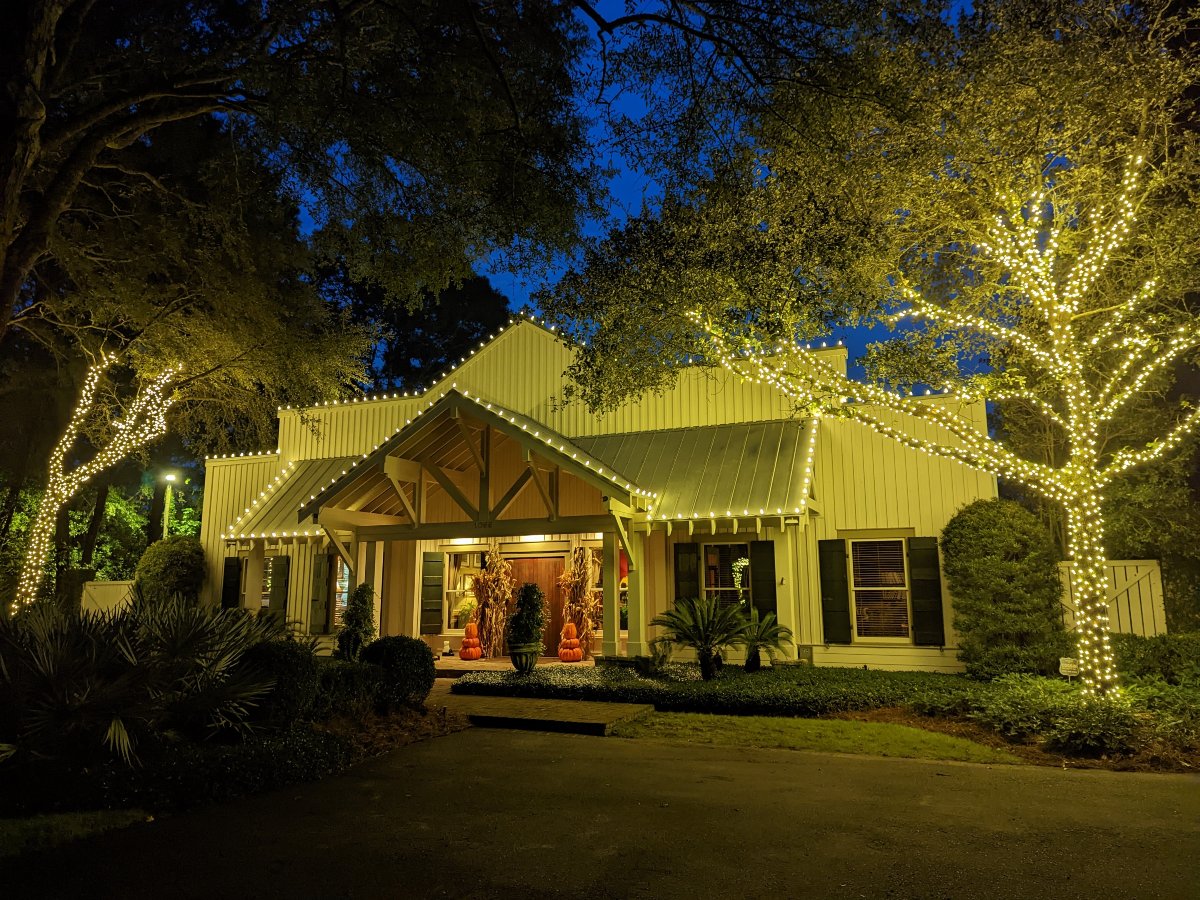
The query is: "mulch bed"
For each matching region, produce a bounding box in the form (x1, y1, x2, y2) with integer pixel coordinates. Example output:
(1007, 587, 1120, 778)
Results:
(829, 707, 1199, 773)
(322, 706, 472, 759)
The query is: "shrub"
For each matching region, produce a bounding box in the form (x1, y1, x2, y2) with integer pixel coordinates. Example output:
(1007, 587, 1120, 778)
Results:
(1042, 697, 1138, 757)
(362, 636, 435, 709)
(243, 637, 321, 723)
(1111, 633, 1200, 685)
(506, 582, 546, 648)
(651, 595, 748, 680)
(0, 597, 281, 766)
(335, 582, 376, 661)
(742, 609, 793, 672)
(968, 674, 1077, 739)
(311, 659, 385, 721)
(941, 499, 1072, 678)
(132, 536, 207, 604)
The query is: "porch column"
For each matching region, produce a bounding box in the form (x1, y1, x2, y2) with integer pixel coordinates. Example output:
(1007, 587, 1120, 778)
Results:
(243, 544, 264, 612)
(601, 530, 620, 657)
(625, 529, 648, 657)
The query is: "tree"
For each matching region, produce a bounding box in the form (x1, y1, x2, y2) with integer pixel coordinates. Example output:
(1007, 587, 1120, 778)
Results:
(543, 2, 1200, 695)
(0, 1, 598, 348)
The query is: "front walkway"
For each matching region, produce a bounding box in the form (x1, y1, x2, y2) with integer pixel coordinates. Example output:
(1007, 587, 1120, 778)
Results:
(428, 679, 649, 735)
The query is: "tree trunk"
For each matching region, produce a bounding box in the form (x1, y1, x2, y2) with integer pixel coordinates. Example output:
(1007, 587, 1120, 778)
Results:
(15, 484, 61, 608)
(79, 483, 109, 569)
(1063, 486, 1118, 696)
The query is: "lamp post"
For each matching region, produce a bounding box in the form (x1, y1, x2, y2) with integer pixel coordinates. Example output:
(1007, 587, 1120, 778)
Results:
(162, 472, 177, 540)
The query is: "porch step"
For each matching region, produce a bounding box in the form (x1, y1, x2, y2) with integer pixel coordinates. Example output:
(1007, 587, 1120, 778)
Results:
(428, 680, 652, 736)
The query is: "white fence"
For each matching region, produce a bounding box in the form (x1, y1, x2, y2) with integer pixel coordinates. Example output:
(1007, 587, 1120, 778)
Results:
(81, 580, 134, 614)
(1058, 561, 1166, 636)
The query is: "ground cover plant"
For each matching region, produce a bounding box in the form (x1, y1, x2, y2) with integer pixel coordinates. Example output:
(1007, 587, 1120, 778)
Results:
(453, 659, 1199, 768)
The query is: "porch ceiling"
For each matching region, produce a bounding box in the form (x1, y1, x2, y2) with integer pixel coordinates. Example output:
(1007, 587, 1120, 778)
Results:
(298, 390, 651, 527)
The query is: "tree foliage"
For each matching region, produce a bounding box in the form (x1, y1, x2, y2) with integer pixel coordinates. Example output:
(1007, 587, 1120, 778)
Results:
(941, 500, 1071, 679)
(133, 536, 207, 606)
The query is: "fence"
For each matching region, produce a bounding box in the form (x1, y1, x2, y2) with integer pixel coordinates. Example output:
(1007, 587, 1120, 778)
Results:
(81, 580, 134, 614)
(1058, 561, 1166, 636)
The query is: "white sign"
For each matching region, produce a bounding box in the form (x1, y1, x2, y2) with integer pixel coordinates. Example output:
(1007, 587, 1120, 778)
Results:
(1059, 657, 1080, 677)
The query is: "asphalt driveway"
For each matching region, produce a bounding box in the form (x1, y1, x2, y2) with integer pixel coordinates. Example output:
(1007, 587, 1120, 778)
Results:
(3, 729, 1197, 899)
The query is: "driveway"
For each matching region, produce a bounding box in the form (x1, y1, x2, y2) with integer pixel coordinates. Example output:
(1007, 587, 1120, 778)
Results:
(3, 729, 1197, 899)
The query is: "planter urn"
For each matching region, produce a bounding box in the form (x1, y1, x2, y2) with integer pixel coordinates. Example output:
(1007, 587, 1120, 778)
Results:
(509, 641, 542, 674)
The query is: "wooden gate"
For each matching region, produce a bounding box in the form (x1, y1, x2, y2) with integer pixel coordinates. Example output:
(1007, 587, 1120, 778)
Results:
(1058, 560, 1167, 636)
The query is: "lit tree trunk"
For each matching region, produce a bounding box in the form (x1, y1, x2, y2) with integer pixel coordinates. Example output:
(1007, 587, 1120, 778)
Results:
(12, 358, 178, 612)
(1062, 483, 1117, 696)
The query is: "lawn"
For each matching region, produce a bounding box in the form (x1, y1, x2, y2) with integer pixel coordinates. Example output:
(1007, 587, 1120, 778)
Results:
(0, 809, 151, 858)
(612, 711, 1023, 765)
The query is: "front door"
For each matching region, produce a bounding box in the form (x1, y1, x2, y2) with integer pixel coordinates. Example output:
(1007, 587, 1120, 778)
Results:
(508, 556, 565, 655)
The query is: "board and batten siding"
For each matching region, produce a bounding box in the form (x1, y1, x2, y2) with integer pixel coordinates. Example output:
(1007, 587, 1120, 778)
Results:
(812, 401, 997, 539)
(198, 455, 285, 606)
(276, 322, 845, 460)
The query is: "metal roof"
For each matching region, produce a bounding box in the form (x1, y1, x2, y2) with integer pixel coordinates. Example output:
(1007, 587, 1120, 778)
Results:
(225, 455, 358, 539)
(575, 419, 817, 521)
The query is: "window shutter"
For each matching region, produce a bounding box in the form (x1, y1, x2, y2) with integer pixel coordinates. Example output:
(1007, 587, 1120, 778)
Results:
(908, 537, 945, 646)
(673, 543, 699, 603)
(420, 552, 444, 635)
(220, 557, 241, 610)
(268, 555, 290, 620)
(749, 540, 777, 618)
(818, 539, 852, 644)
(310, 554, 331, 634)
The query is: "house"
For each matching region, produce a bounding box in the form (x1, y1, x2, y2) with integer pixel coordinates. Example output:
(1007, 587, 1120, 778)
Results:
(198, 316, 996, 671)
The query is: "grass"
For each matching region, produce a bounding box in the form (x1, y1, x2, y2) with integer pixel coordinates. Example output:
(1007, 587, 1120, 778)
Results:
(0, 809, 151, 858)
(612, 711, 1024, 765)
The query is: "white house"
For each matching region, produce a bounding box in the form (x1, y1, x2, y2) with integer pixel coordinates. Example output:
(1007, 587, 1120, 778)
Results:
(198, 317, 997, 671)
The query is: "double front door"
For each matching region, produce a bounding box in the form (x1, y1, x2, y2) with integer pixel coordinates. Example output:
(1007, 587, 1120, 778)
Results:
(508, 556, 565, 655)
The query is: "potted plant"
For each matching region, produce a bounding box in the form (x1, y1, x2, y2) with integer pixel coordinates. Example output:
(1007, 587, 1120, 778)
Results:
(506, 582, 546, 674)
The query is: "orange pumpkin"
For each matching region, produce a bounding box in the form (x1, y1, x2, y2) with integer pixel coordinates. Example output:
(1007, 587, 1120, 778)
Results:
(464, 622, 479, 640)
(562, 622, 578, 641)
(459, 642, 483, 661)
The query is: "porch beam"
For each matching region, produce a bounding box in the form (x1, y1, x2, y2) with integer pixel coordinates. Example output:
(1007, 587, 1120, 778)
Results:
(490, 468, 532, 520)
(611, 514, 634, 568)
(456, 417, 487, 474)
(423, 461, 478, 520)
(318, 508, 406, 528)
(382, 457, 419, 525)
(356, 514, 615, 543)
(321, 526, 356, 574)
(528, 463, 556, 521)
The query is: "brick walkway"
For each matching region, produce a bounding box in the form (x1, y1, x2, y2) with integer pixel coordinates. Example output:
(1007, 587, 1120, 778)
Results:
(427, 678, 651, 736)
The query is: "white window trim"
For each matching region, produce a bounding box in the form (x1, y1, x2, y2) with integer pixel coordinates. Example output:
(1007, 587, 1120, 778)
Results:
(847, 537, 913, 644)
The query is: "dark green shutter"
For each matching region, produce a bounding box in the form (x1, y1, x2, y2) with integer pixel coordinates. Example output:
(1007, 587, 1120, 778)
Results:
(908, 537, 945, 646)
(268, 555, 290, 621)
(420, 552, 444, 634)
(220, 557, 241, 609)
(818, 539, 852, 644)
(310, 554, 331, 634)
(673, 543, 699, 603)
(749, 540, 777, 618)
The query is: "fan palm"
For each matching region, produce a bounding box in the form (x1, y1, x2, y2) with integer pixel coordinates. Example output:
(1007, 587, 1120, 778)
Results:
(651, 596, 749, 680)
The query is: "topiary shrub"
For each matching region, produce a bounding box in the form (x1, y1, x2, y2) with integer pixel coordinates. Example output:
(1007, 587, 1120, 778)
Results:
(311, 659, 385, 721)
(361, 636, 435, 709)
(941, 499, 1072, 678)
(133, 536, 207, 605)
(243, 637, 321, 724)
(335, 582, 376, 661)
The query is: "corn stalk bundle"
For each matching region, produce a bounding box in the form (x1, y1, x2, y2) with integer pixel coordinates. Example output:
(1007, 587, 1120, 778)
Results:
(558, 546, 600, 659)
(472, 548, 514, 658)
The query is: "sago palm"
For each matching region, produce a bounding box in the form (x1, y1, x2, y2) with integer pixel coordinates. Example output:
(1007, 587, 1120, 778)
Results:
(742, 609, 794, 672)
(651, 596, 748, 680)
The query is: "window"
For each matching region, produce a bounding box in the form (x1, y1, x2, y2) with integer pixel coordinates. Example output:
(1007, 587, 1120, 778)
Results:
(702, 543, 750, 607)
(445, 552, 484, 631)
(850, 540, 910, 639)
(332, 557, 351, 626)
(261, 556, 277, 610)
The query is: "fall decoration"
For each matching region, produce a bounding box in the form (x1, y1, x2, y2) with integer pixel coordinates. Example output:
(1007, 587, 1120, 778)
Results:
(472, 548, 515, 658)
(557, 546, 600, 660)
(558, 621, 583, 662)
(459, 621, 483, 661)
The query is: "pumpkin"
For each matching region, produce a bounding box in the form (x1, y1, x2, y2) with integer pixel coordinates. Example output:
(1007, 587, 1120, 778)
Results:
(562, 622, 578, 641)
(459, 642, 483, 661)
(464, 622, 479, 640)
(558, 633, 583, 662)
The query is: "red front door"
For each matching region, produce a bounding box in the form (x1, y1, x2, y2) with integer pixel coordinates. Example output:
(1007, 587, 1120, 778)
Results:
(508, 556, 565, 655)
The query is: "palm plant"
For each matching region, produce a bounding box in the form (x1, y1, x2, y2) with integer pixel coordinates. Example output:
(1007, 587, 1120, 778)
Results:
(742, 609, 794, 672)
(651, 596, 749, 680)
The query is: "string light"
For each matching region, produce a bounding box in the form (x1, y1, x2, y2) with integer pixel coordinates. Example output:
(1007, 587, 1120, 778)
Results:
(13, 359, 181, 613)
(692, 157, 1199, 697)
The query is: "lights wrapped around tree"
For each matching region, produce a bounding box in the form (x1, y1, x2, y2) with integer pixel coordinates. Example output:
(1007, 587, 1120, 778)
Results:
(13, 357, 181, 613)
(692, 157, 1200, 697)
